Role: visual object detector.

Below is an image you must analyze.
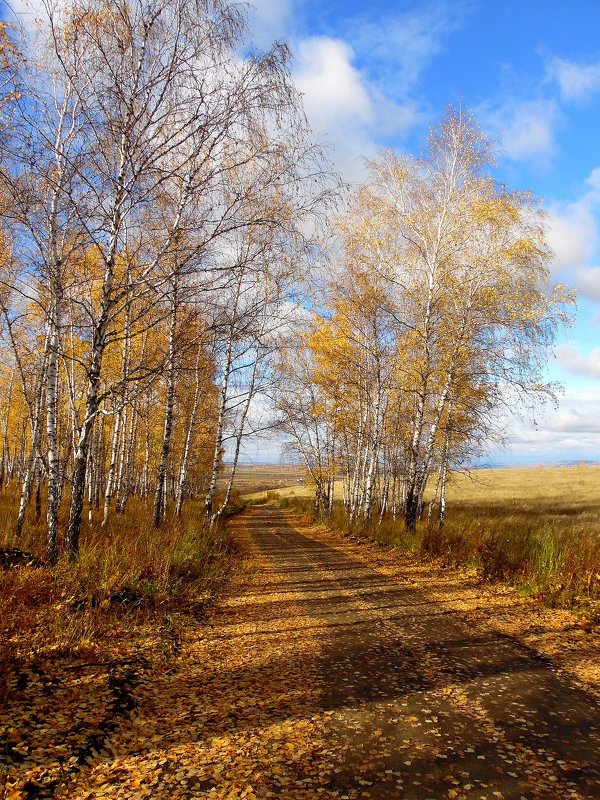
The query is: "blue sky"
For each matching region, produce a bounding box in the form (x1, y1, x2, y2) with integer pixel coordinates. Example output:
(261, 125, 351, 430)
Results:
(4, 0, 600, 464)
(246, 0, 600, 465)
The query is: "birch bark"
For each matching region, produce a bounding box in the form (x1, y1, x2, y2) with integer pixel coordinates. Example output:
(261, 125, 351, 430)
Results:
(152, 284, 178, 527)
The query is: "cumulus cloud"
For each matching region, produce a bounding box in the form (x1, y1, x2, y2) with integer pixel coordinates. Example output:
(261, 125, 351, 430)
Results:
(544, 167, 600, 299)
(292, 36, 426, 181)
(544, 408, 600, 433)
(483, 99, 559, 163)
(548, 56, 600, 103)
(291, 37, 373, 180)
(572, 266, 600, 302)
(554, 344, 600, 380)
(586, 166, 600, 192)
(285, 2, 468, 182)
(506, 387, 600, 462)
(546, 200, 598, 274)
(508, 430, 600, 457)
(294, 37, 372, 130)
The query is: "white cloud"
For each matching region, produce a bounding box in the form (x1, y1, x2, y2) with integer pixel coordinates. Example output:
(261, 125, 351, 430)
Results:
(555, 344, 600, 380)
(537, 165, 600, 306)
(546, 200, 598, 274)
(294, 37, 372, 131)
(506, 386, 600, 462)
(8, 0, 294, 49)
(292, 36, 424, 181)
(586, 166, 600, 192)
(548, 56, 600, 103)
(573, 266, 600, 302)
(544, 166, 600, 300)
(484, 99, 559, 163)
(292, 37, 374, 181)
(250, 2, 461, 181)
(545, 409, 600, 433)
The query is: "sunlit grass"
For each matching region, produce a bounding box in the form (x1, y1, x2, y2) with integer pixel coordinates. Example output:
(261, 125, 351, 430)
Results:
(445, 463, 600, 505)
(0, 490, 236, 677)
(244, 483, 323, 502)
(434, 465, 600, 606)
(263, 465, 600, 610)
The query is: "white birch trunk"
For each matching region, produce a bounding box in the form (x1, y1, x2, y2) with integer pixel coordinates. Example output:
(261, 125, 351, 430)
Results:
(102, 405, 122, 526)
(152, 286, 178, 527)
(439, 456, 448, 527)
(211, 350, 259, 524)
(16, 339, 49, 536)
(204, 328, 234, 523)
(175, 344, 203, 517)
(45, 291, 62, 562)
(116, 404, 136, 514)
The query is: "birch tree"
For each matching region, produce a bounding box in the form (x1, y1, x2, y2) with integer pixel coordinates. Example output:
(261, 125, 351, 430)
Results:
(279, 107, 571, 532)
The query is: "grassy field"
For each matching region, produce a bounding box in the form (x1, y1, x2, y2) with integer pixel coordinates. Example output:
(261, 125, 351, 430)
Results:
(247, 464, 600, 611)
(445, 464, 600, 505)
(219, 464, 305, 495)
(243, 464, 600, 504)
(426, 465, 600, 604)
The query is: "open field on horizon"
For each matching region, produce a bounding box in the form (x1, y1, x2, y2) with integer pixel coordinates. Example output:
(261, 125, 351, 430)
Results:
(242, 463, 600, 504)
(245, 464, 600, 609)
(219, 464, 305, 494)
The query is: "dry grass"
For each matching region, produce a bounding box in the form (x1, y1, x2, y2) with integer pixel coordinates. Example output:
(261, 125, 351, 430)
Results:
(244, 484, 316, 502)
(0, 490, 242, 799)
(267, 465, 600, 612)
(445, 463, 600, 505)
(220, 464, 306, 495)
(0, 490, 237, 706)
(429, 465, 600, 607)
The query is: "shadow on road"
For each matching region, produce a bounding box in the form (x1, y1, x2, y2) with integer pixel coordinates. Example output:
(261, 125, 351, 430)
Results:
(245, 508, 600, 800)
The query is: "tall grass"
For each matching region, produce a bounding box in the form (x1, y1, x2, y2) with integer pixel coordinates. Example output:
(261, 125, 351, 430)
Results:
(277, 465, 600, 612)
(0, 489, 239, 686)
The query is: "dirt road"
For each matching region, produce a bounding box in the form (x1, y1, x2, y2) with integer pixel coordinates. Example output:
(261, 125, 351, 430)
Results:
(45, 507, 600, 798)
(241, 507, 600, 799)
